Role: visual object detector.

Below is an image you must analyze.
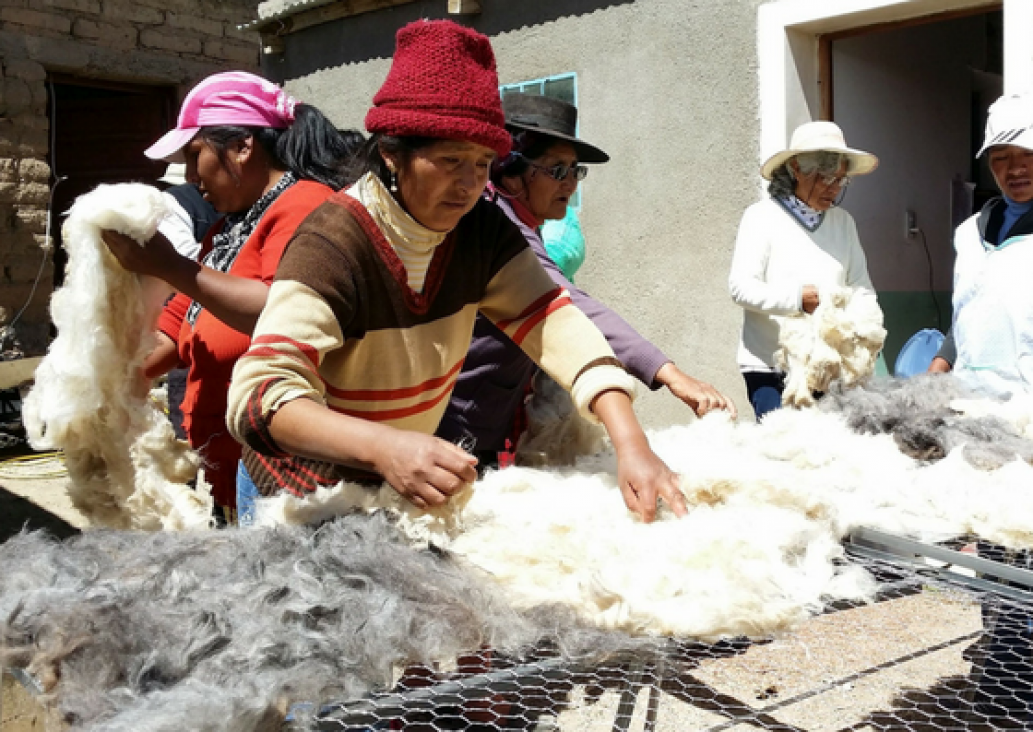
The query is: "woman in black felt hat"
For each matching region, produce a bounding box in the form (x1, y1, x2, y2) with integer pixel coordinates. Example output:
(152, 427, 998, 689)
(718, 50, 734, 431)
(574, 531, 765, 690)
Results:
(437, 92, 735, 468)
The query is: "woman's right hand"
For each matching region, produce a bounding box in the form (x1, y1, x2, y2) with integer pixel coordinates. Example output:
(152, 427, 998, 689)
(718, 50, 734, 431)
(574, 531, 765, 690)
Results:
(372, 431, 479, 509)
(101, 229, 188, 281)
(801, 285, 820, 314)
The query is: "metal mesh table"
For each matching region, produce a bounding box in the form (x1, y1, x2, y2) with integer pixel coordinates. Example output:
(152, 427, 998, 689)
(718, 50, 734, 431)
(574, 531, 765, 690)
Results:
(308, 528, 1033, 731)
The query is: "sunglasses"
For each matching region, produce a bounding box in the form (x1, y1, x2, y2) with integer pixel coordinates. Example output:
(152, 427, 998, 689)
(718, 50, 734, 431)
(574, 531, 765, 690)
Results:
(818, 173, 852, 188)
(524, 157, 589, 182)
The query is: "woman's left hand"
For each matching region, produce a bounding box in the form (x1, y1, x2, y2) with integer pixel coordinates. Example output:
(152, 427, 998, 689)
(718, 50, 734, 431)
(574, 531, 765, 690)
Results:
(101, 229, 188, 281)
(655, 362, 737, 419)
(615, 441, 687, 523)
(591, 389, 687, 523)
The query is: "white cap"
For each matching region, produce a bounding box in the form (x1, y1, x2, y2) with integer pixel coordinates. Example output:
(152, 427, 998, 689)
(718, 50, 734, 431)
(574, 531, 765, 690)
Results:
(159, 163, 186, 186)
(977, 93, 1033, 158)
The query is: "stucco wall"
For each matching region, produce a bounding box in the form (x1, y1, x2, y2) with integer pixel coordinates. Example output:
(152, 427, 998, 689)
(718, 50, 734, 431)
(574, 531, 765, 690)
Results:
(265, 0, 766, 428)
(0, 0, 259, 354)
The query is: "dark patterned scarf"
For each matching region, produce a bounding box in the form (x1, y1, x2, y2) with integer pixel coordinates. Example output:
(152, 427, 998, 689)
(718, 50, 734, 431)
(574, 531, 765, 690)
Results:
(186, 171, 297, 326)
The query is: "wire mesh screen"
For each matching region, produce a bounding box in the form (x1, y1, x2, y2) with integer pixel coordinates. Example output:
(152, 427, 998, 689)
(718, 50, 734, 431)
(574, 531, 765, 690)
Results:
(308, 542, 1033, 732)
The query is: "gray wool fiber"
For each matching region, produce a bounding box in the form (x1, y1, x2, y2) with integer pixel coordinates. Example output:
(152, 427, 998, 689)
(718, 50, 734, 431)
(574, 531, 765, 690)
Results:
(0, 513, 642, 731)
(818, 373, 1033, 468)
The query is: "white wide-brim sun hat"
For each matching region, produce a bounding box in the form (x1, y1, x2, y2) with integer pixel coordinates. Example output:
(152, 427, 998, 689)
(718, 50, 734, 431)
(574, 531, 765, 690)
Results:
(976, 93, 1033, 158)
(761, 120, 879, 180)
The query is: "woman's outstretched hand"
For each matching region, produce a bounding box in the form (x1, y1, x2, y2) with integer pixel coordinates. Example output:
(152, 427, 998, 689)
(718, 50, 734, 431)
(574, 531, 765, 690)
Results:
(655, 362, 737, 420)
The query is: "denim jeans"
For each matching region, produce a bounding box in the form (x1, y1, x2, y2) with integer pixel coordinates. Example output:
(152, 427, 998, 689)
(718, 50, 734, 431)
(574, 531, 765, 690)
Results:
(743, 371, 785, 421)
(236, 460, 261, 528)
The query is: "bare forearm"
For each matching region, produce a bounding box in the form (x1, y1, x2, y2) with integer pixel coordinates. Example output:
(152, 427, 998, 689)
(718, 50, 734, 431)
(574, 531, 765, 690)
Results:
(267, 398, 386, 473)
(168, 264, 271, 335)
(266, 397, 479, 508)
(143, 331, 180, 379)
(591, 389, 649, 453)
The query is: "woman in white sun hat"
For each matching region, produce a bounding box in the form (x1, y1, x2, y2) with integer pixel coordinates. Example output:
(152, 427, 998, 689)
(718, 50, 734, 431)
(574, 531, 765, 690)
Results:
(928, 93, 1033, 395)
(728, 120, 880, 420)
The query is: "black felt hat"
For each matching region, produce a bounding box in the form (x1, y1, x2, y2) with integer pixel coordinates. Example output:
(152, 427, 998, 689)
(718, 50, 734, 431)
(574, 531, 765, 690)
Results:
(502, 93, 609, 163)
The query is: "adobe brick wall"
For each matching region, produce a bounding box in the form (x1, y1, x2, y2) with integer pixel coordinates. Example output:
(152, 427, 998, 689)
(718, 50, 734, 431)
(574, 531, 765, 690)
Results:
(0, 0, 259, 354)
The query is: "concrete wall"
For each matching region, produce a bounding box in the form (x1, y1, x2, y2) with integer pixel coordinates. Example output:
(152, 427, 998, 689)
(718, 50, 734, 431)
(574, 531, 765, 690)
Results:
(264, 0, 766, 428)
(0, 0, 259, 354)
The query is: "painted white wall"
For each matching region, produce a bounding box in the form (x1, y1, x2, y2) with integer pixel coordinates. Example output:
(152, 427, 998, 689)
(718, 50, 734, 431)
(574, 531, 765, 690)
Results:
(272, 0, 767, 428)
(831, 14, 991, 293)
(1004, 0, 1033, 94)
(759, 0, 1005, 165)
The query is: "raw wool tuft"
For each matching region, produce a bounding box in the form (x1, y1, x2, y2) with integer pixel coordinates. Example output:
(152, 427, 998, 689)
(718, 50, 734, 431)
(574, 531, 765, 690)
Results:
(777, 285, 886, 407)
(21, 183, 211, 530)
(0, 516, 643, 731)
(254, 478, 475, 546)
(818, 374, 1033, 468)
(515, 371, 607, 466)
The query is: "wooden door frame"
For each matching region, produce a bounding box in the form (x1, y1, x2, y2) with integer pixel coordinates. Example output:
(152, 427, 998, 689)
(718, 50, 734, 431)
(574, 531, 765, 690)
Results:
(757, 0, 1010, 177)
(817, 4, 1002, 122)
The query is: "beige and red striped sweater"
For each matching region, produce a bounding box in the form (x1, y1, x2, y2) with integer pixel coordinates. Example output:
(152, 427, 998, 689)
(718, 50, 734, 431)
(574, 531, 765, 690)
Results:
(226, 189, 634, 496)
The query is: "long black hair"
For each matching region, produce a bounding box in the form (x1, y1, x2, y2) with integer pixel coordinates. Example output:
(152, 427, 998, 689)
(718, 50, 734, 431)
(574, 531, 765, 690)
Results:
(198, 104, 365, 190)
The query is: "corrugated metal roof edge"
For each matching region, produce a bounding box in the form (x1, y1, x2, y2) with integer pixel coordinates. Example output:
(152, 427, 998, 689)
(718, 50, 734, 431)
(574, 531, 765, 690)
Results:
(240, 0, 340, 31)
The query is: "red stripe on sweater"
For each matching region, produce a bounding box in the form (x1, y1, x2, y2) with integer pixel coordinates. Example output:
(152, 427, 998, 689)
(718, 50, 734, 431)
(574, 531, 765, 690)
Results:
(330, 377, 457, 422)
(494, 287, 564, 331)
(511, 295, 573, 346)
(325, 359, 465, 401)
(250, 334, 320, 370)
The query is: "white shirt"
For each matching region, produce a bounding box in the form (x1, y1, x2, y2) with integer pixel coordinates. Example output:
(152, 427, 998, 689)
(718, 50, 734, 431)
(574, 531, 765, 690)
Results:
(728, 197, 876, 371)
(158, 192, 202, 261)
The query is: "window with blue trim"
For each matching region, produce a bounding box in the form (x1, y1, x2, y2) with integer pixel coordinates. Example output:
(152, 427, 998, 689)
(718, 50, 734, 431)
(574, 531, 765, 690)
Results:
(500, 73, 580, 209)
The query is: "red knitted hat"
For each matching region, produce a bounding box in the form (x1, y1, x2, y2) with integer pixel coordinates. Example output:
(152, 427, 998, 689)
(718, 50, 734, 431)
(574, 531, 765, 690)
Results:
(365, 20, 511, 158)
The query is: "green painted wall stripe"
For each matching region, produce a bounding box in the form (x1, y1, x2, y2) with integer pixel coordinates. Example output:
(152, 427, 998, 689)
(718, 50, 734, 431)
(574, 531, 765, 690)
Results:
(876, 290, 952, 375)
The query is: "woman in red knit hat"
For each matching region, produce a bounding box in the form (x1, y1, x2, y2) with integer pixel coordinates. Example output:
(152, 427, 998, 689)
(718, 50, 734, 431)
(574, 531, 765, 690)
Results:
(227, 19, 685, 525)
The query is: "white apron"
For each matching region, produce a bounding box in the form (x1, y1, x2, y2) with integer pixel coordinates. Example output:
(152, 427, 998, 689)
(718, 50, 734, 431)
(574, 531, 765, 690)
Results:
(952, 214, 1033, 396)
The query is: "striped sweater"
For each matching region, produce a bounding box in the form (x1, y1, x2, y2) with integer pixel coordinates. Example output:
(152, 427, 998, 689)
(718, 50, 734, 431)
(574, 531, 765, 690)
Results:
(226, 189, 634, 496)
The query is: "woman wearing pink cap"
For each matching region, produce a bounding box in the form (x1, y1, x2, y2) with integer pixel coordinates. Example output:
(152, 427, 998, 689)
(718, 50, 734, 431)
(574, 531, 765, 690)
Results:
(102, 71, 361, 523)
(226, 20, 686, 525)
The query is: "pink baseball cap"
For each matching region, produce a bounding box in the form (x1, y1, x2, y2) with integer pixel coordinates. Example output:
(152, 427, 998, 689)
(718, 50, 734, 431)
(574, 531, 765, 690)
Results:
(145, 71, 299, 162)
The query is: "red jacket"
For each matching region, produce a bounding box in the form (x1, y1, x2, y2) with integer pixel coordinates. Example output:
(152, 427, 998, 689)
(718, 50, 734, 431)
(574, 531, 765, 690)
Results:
(158, 180, 334, 508)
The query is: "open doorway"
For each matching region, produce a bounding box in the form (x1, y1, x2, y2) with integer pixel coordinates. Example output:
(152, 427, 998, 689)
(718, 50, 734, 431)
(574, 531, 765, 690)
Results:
(46, 77, 175, 288)
(825, 9, 1004, 368)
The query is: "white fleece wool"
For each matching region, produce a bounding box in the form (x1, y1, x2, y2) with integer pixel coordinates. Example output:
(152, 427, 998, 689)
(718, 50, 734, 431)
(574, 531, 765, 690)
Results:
(515, 372, 606, 467)
(777, 285, 886, 407)
(22, 183, 211, 530)
(259, 395, 1033, 640)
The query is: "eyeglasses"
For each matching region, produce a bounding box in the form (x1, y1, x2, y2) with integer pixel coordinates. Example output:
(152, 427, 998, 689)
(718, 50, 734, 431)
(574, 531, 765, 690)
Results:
(818, 173, 852, 188)
(525, 158, 589, 182)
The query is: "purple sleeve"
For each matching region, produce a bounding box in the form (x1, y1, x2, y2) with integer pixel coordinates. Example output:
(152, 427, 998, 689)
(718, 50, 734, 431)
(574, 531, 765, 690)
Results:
(505, 204, 671, 389)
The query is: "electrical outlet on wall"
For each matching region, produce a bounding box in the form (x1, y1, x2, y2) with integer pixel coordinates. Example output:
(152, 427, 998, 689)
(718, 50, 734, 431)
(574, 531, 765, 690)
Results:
(905, 210, 918, 239)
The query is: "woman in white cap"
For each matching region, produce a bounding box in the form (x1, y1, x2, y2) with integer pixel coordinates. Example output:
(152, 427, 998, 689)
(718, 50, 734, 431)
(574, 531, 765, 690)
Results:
(728, 120, 879, 420)
(929, 93, 1033, 394)
(927, 94, 1033, 722)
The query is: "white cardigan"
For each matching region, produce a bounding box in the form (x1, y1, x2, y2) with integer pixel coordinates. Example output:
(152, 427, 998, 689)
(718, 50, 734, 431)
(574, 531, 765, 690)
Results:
(728, 197, 876, 372)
